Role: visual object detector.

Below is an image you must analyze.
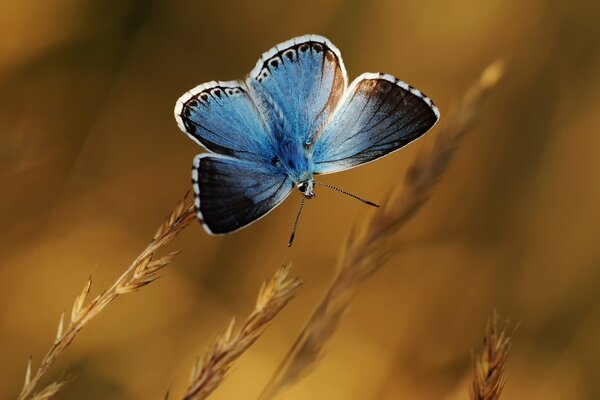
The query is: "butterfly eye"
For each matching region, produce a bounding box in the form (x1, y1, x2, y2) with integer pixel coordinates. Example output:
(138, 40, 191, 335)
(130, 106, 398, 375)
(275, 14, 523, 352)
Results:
(298, 182, 308, 192)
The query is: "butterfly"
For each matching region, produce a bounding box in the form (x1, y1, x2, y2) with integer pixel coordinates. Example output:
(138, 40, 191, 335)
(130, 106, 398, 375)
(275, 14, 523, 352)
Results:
(174, 35, 439, 245)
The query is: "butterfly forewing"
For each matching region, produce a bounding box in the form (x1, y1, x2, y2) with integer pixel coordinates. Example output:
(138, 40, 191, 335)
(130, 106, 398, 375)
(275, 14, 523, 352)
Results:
(175, 80, 274, 162)
(311, 73, 440, 174)
(248, 35, 347, 146)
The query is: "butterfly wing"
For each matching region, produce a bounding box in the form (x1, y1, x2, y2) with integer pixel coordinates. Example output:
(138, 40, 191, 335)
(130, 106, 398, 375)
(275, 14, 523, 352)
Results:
(247, 35, 347, 147)
(311, 73, 440, 174)
(193, 154, 294, 234)
(174, 80, 274, 162)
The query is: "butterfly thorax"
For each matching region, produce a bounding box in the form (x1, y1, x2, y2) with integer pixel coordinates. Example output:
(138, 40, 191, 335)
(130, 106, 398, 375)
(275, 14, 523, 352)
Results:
(272, 136, 314, 185)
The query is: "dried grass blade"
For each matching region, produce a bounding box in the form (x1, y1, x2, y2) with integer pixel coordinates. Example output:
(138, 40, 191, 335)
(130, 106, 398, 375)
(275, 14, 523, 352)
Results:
(470, 311, 513, 400)
(17, 197, 196, 400)
(183, 262, 302, 400)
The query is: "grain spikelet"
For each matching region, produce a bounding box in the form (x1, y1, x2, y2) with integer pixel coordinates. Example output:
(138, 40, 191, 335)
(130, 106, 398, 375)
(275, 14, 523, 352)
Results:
(70, 277, 92, 322)
(183, 263, 302, 400)
(259, 61, 506, 400)
(24, 356, 31, 387)
(55, 312, 65, 342)
(470, 311, 512, 400)
(18, 194, 196, 400)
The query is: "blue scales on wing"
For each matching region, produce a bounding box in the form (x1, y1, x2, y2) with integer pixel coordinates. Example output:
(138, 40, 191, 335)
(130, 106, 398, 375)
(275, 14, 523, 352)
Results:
(247, 35, 347, 165)
(192, 155, 294, 234)
(174, 80, 274, 162)
(311, 73, 440, 174)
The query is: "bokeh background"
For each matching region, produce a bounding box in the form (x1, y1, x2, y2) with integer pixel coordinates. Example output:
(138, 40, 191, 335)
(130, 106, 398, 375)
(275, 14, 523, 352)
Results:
(1, 0, 599, 398)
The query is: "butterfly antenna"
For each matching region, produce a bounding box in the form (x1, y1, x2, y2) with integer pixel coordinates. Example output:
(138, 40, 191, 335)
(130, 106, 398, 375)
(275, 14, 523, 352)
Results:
(314, 180, 380, 207)
(288, 196, 306, 247)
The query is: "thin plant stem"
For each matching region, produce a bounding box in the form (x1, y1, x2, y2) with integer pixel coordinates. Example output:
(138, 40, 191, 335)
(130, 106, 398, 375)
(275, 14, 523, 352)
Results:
(18, 195, 196, 400)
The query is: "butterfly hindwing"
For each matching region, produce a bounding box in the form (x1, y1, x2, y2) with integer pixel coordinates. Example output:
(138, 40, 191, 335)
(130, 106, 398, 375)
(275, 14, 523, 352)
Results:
(193, 154, 294, 234)
(311, 73, 440, 174)
(175, 80, 274, 162)
(248, 35, 347, 146)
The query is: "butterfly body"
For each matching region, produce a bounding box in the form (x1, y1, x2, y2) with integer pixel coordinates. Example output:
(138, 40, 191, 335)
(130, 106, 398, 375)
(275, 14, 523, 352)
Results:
(175, 35, 439, 236)
(270, 136, 314, 186)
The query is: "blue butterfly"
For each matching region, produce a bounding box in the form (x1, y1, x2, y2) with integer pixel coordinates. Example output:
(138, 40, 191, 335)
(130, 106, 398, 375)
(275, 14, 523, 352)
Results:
(174, 35, 439, 245)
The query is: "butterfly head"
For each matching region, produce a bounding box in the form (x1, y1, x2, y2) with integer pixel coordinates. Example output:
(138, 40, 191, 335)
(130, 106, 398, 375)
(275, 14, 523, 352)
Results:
(297, 179, 315, 199)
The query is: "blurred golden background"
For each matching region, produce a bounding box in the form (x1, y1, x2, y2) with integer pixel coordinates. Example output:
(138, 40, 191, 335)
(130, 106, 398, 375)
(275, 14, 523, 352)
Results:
(1, 0, 599, 398)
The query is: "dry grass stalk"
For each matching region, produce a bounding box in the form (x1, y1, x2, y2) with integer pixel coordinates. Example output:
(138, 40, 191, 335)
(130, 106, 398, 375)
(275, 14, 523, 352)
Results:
(259, 61, 506, 400)
(183, 262, 302, 400)
(471, 312, 512, 400)
(18, 195, 196, 400)
(30, 381, 69, 400)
